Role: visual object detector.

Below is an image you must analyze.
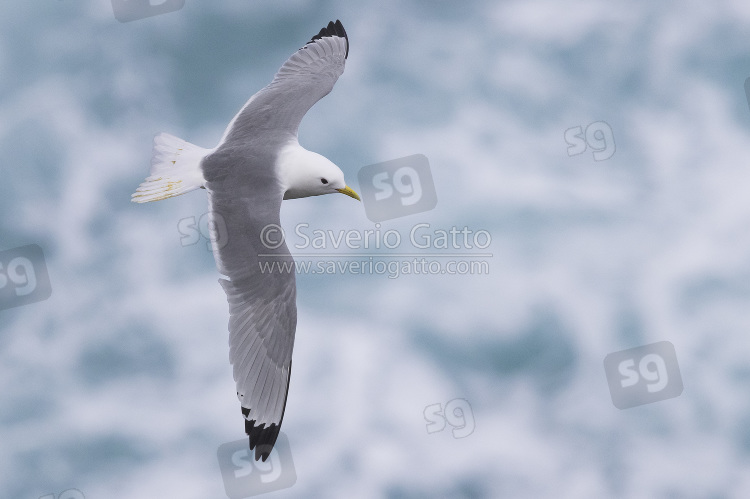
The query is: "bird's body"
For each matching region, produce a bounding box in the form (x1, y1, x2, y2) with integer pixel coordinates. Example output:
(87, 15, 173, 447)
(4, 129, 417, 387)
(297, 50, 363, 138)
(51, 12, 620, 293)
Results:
(132, 20, 358, 461)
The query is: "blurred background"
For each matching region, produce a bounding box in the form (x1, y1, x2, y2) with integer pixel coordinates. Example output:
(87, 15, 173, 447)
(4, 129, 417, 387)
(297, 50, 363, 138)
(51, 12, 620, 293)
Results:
(2, 1, 750, 497)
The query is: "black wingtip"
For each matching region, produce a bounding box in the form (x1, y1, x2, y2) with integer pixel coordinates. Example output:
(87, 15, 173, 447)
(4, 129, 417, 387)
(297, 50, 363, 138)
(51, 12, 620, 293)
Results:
(307, 19, 349, 59)
(242, 411, 282, 461)
(251, 422, 281, 462)
(239, 360, 293, 462)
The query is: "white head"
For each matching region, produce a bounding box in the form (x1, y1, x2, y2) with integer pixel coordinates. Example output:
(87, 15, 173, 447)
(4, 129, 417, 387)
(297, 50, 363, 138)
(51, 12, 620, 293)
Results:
(279, 144, 360, 201)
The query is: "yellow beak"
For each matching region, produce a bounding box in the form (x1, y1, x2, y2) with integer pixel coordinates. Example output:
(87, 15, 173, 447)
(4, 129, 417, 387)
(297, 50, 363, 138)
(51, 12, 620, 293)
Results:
(336, 186, 361, 201)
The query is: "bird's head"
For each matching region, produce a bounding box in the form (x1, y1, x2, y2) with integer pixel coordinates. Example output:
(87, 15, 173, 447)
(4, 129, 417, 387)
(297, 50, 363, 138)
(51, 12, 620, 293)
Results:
(281, 147, 360, 201)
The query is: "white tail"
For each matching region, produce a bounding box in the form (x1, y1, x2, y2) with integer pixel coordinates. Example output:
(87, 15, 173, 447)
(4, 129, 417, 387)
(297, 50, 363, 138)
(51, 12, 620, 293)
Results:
(131, 133, 211, 203)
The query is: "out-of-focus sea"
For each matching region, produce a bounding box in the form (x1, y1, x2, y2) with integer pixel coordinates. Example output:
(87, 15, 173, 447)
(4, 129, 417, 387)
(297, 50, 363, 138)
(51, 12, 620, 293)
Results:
(2, 1, 750, 498)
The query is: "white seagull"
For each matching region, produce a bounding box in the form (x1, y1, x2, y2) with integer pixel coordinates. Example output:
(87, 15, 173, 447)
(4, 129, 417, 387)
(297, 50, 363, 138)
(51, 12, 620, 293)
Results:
(131, 20, 359, 461)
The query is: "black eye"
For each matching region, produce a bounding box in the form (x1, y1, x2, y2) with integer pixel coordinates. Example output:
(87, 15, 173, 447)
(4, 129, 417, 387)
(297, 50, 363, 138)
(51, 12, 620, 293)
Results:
(321, 178, 328, 184)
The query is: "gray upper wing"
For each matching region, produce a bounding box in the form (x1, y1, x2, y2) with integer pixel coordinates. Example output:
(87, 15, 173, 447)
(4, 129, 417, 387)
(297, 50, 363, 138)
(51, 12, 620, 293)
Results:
(221, 20, 349, 143)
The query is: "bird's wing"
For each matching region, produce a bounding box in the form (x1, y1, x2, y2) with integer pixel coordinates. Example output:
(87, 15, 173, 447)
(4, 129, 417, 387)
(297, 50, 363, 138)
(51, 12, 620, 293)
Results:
(220, 19, 349, 143)
(201, 19, 349, 462)
(204, 154, 296, 462)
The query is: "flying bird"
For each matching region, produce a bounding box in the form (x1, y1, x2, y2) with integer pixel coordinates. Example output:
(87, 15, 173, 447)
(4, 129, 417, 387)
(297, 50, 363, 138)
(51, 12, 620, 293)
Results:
(131, 20, 358, 461)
